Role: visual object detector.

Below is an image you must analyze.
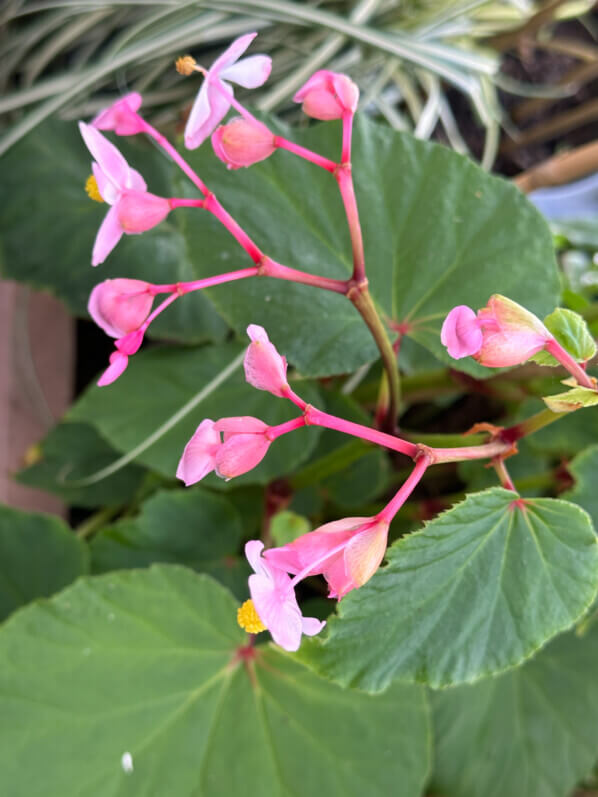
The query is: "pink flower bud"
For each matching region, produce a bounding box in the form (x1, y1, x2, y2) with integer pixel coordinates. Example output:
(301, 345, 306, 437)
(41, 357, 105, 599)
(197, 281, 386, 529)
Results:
(97, 351, 128, 387)
(293, 70, 359, 120)
(88, 278, 154, 338)
(265, 516, 389, 599)
(212, 117, 276, 169)
(116, 191, 171, 233)
(91, 92, 144, 136)
(244, 325, 288, 397)
(176, 419, 221, 486)
(441, 295, 553, 368)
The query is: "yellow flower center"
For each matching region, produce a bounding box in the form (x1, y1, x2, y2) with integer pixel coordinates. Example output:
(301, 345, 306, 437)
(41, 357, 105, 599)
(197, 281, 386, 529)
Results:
(175, 55, 197, 76)
(237, 600, 266, 634)
(85, 174, 104, 203)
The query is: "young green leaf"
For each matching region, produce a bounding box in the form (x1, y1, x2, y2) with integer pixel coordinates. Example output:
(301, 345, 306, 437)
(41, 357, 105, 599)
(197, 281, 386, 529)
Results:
(299, 488, 598, 691)
(531, 307, 596, 366)
(542, 384, 598, 413)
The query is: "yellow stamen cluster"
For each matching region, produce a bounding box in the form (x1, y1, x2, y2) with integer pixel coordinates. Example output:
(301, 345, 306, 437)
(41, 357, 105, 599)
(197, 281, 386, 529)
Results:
(175, 55, 197, 76)
(237, 600, 266, 634)
(85, 174, 104, 203)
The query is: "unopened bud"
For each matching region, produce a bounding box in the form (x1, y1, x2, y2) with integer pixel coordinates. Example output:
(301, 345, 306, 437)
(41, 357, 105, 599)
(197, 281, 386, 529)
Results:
(212, 117, 276, 169)
(294, 70, 359, 121)
(88, 278, 153, 339)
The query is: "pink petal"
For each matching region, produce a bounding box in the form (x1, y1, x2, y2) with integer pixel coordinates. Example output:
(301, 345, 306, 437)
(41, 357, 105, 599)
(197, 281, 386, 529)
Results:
(249, 572, 303, 651)
(244, 325, 288, 397)
(116, 191, 170, 234)
(323, 555, 355, 600)
(87, 278, 153, 338)
(440, 305, 483, 359)
(343, 522, 388, 589)
(92, 93, 144, 135)
(126, 168, 147, 193)
(97, 351, 128, 387)
(176, 419, 220, 485)
(220, 55, 272, 88)
(116, 329, 144, 355)
(476, 331, 547, 368)
(301, 617, 326, 636)
(92, 161, 119, 205)
(245, 540, 267, 576)
(92, 205, 123, 266)
(293, 70, 329, 102)
(214, 416, 269, 435)
(184, 81, 232, 150)
(79, 122, 129, 190)
(214, 433, 270, 480)
(212, 32, 257, 72)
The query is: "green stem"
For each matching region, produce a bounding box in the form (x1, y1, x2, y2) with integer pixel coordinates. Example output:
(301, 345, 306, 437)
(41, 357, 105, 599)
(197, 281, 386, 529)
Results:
(348, 284, 401, 428)
(76, 505, 120, 539)
(502, 407, 567, 443)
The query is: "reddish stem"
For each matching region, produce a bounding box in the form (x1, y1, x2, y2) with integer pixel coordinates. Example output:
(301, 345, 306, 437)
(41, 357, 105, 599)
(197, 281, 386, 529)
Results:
(544, 338, 596, 389)
(275, 136, 337, 172)
(151, 267, 260, 295)
(261, 257, 348, 294)
(378, 455, 431, 522)
(139, 118, 208, 195)
(267, 416, 306, 441)
(493, 458, 516, 491)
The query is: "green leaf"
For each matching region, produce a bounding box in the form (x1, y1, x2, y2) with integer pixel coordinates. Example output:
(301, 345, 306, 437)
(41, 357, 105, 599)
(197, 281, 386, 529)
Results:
(0, 120, 227, 343)
(270, 510, 311, 546)
(531, 308, 596, 366)
(178, 114, 559, 376)
(543, 384, 598, 412)
(563, 445, 598, 528)
(519, 398, 598, 456)
(0, 567, 431, 796)
(430, 622, 598, 797)
(90, 487, 249, 598)
(0, 504, 88, 622)
(299, 488, 598, 691)
(16, 422, 146, 508)
(68, 343, 321, 483)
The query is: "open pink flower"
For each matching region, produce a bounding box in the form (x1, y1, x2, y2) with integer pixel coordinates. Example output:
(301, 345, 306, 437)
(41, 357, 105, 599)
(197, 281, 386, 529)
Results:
(88, 278, 154, 338)
(244, 325, 289, 397)
(294, 70, 359, 120)
(265, 516, 389, 599)
(79, 122, 171, 265)
(184, 33, 271, 150)
(212, 117, 276, 169)
(441, 295, 553, 367)
(243, 540, 325, 651)
(176, 416, 272, 485)
(91, 92, 144, 135)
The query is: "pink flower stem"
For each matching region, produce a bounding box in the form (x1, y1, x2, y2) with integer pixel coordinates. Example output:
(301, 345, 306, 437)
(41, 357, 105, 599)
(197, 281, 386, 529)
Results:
(139, 118, 208, 195)
(139, 292, 179, 332)
(169, 197, 205, 209)
(341, 111, 353, 163)
(336, 166, 366, 283)
(267, 416, 306, 441)
(426, 438, 513, 464)
(378, 454, 431, 523)
(281, 385, 308, 411)
(274, 137, 337, 172)
(202, 192, 263, 263)
(260, 257, 347, 294)
(544, 338, 596, 389)
(304, 405, 418, 458)
(150, 267, 260, 295)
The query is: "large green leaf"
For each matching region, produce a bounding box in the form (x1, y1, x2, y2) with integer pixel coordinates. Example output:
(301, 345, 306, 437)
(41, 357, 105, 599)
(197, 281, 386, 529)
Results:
(17, 422, 146, 508)
(430, 622, 598, 797)
(91, 487, 249, 598)
(68, 342, 322, 483)
(0, 120, 227, 343)
(0, 567, 430, 797)
(563, 445, 598, 528)
(299, 488, 598, 691)
(0, 504, 88, 622)
(179, 114, 560, 376)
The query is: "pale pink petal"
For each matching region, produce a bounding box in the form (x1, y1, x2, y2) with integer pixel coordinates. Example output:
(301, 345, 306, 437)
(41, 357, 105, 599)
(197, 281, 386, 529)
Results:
(220, 55, 272, 88)
(92, 205, 123, 266)
(212, 32, 257, 72)
(184, 80, 232, 150)
(440, 305, 483, 359)
(126, 168, 147, 192)
(92, 161, 119, 205)
(214, 416, 269, 435)
(301, 617, 326, 636)
(97, 351, 128, 386)
(79, 122, 129, 190)
(244, 325, 288, 397)
(116, 191, 170, 234)
(293, 70, 329, 102)
(211, 117, 275, 169)
(249, 572, 303, 651)
(343, 522, 388, 589)
(476, 331, 547, 368)
(88, 278, 153, 338)
(214, 433, 270, 480)
(265, 526, 357, 577)
(92, 93, 143, 136)
(323, 555, 355, 600)
(245, 539, 267, 577)
(176, 419, 220, 485)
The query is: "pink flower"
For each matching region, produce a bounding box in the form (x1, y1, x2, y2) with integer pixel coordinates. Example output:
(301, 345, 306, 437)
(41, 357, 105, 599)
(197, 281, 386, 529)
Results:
(265, 516, 389, 599)
(293, 70, 359, 120)
(176, 416, 272, 486)
(441, 295, 553, 367)
(184, 33, 271, 150)
(91, 92, 144, 135)
(211, 117, 276, 169)
(79, 122, 171, 265)
(244, 325, 288, 397)
(244, 540, 325, 651)
(88, 278, 154, 338)
(97, 351, 129, 387)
